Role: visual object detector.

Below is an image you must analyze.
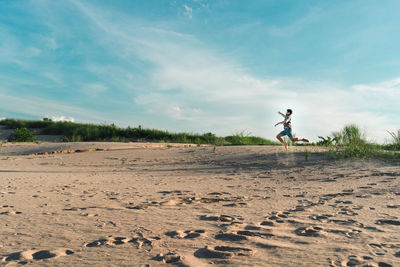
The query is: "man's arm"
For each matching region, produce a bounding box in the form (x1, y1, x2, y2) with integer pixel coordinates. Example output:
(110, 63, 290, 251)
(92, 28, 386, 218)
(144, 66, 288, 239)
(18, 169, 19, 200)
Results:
(278, 111, 285, 117)
(275, 117, 290, 127)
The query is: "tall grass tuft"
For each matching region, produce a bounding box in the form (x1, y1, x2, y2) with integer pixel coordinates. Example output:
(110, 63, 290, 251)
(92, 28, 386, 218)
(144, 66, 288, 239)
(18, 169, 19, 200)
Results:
(386, 130, 400, 150)
(328, 125, 377, 159)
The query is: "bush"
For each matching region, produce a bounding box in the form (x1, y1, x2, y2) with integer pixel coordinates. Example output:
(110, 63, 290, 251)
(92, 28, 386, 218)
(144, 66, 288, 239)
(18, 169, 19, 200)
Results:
(8, 128, 37, 142)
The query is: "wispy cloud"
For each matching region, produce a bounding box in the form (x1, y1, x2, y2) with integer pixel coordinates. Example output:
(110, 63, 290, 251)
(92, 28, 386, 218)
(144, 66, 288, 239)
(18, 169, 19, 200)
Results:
(82, 83, 108, 96)
(183, 4, 193, 19)
(267, 7, 323, 37)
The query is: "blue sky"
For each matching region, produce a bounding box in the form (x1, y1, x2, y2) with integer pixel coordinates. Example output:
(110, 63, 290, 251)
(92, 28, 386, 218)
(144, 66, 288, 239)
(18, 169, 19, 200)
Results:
(0, 0, 399, 142)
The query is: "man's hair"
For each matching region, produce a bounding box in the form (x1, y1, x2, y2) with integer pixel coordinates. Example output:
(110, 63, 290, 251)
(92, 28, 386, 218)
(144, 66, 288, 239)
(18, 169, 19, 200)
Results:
(287, 109, 293, 115)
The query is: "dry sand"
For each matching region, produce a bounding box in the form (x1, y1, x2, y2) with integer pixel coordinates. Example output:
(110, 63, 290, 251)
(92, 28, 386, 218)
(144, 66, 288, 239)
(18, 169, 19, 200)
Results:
(0, 143, 399, 266)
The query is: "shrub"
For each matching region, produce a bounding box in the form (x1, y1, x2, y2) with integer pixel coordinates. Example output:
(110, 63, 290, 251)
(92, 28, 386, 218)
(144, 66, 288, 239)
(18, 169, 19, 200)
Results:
(8, 128, 37, 142)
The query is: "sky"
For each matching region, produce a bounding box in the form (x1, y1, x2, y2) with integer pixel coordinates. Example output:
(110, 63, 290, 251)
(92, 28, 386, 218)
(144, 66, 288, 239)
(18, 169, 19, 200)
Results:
(0, 0, 399, 143)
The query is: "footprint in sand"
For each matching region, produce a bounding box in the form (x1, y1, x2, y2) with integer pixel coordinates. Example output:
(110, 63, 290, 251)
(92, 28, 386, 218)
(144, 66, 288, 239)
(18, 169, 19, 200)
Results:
(194, 245, 254, 259)
(214, 228, 274, 242)
(1, 248, 73, 264)
(157, 190, 193, 196)
(125, 201, 159, 210)
(309, 214, 333, 223)
(223, 202, 248, 207)
(264, 211, 290, 224)
(294, 226, 323, 237)
(165, 230, 206, 239)
(260, 220, 275, 226)
(338, 207, 358, 216)
(199, 214, 243, 223)
(333, 255, 394, 267)
(327, 228, 362, 239)
(368, 243, 387, 256)
(85, 235, 159, 251)
(330, 218, 361, 226)
(152, 252, 183, 264)
(376, 219, 400, 226)
(214, 232, 248, 241)
(0, 210, 22, 215)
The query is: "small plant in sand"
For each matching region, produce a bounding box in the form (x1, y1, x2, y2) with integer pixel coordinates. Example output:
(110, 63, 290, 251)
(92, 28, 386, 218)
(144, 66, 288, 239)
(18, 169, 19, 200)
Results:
(304, 149, 310, 161)
(213, 146, 217, 153)
(120, 157, 127, 165)
(8, 128, 37, 142)
(317, 136, 338, 146)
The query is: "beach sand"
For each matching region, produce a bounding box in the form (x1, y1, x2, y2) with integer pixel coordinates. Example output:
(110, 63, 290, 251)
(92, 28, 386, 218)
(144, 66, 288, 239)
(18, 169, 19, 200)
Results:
(0, 143, 399, 266)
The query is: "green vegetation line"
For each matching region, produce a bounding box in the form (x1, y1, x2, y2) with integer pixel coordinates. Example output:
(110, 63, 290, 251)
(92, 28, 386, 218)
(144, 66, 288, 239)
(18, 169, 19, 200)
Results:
(0, 118, 278, 146)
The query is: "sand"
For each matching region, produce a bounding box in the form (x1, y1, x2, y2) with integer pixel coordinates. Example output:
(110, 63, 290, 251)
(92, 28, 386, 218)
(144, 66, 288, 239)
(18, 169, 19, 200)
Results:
(0, 143, 399, 266)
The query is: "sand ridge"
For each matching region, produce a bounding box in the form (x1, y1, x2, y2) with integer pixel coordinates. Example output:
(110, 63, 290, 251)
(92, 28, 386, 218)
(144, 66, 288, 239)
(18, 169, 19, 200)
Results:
(0, 143, 399, 266)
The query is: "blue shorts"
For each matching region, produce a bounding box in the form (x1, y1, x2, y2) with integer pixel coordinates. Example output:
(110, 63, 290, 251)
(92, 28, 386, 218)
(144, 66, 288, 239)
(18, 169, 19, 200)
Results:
(279, 128, 293, 138)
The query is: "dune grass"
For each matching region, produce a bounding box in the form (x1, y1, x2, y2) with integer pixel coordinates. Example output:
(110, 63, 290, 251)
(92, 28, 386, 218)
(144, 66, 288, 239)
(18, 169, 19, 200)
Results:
(0, 118, 276, 146)
(225, 131, 278, 146)
(385, 130, 400, 151)
(322, 124, 400, 163)
(8, 128, 37, 142)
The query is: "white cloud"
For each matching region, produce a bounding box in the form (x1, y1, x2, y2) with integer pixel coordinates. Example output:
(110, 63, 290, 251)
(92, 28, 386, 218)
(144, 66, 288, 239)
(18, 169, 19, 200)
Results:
(48, 115, 75, 122)
(82, 83, 108, 95)
(353, 77, 400, 95)
(267, 7, 322, 37)
(183, 4, 193, 19)
(0, 93, 109, 123)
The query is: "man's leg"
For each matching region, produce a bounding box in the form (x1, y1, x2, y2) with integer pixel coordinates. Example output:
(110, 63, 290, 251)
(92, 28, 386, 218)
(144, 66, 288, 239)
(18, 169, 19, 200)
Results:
(276, 134, 288, 151)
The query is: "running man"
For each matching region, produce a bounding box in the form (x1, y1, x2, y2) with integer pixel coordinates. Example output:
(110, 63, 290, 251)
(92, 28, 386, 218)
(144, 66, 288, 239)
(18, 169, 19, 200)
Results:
(275, 109, 309, 150)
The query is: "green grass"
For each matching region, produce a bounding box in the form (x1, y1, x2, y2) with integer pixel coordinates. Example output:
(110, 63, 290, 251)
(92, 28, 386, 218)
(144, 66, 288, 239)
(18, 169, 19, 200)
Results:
(8, 128, 37, 142)
(225, 131, 279, 146)
(385, 130, 400, 151)
(319, 124, 399, 163)
(0, 118, 276, 146)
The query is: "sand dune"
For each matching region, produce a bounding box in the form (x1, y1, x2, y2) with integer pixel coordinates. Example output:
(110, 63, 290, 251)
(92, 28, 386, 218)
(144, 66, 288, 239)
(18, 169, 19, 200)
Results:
(0, 143, 399, 266)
